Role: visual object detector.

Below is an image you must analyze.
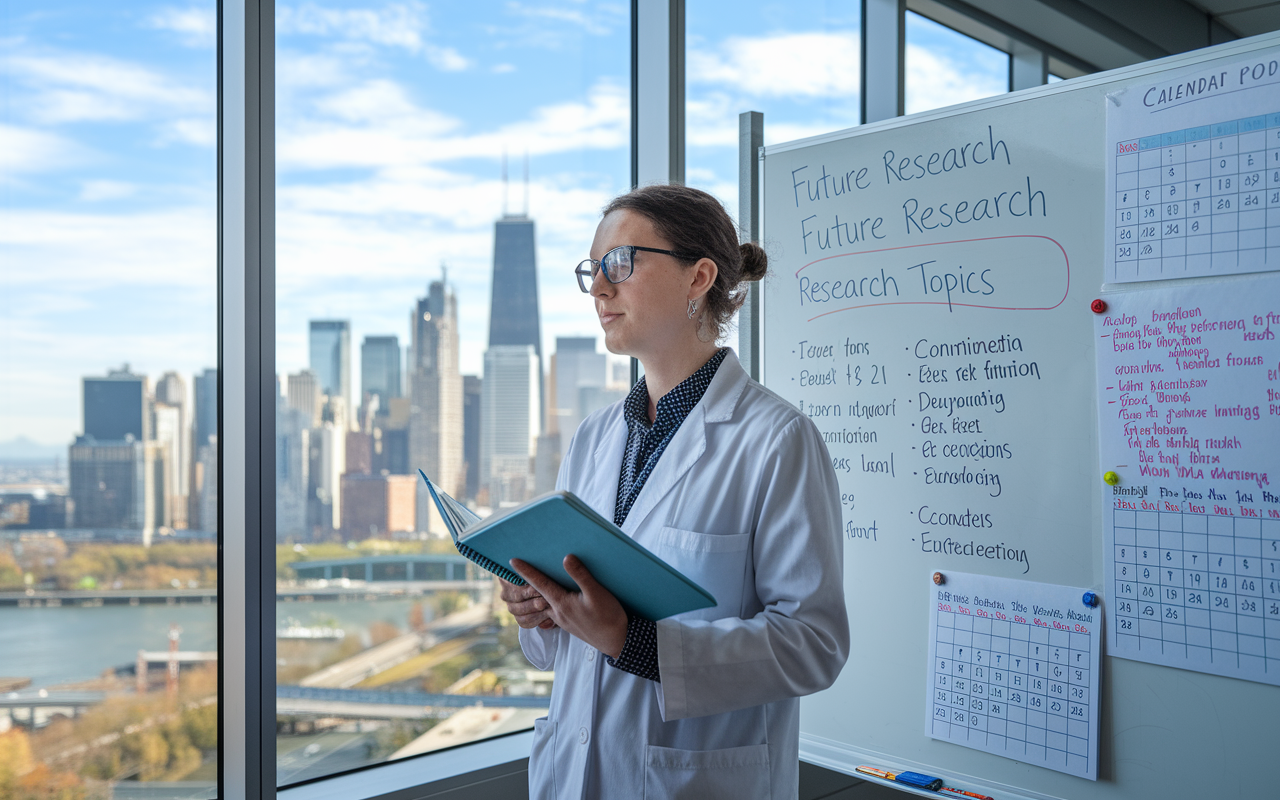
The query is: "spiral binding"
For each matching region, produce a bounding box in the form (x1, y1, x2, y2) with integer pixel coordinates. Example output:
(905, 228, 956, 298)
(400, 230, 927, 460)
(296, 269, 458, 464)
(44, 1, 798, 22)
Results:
(455, 541, 526, 586)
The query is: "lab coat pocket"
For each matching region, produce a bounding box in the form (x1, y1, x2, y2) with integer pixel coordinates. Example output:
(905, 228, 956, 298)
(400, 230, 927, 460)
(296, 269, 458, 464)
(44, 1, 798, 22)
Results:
(643, 743, 770, 799)
(656, 527, 751, 619)
(528, 717, 557, 800)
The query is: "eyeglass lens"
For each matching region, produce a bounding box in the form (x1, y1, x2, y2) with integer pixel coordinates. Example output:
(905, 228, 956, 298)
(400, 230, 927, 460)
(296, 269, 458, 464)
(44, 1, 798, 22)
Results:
(576, 246, 635, 292)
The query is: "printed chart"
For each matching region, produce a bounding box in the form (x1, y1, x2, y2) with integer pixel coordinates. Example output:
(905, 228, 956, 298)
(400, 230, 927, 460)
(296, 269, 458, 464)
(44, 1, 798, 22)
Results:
(1107, 51, 1280, 283)
(926, 571, 1101, 780)
(1095, 274, 1280, 685)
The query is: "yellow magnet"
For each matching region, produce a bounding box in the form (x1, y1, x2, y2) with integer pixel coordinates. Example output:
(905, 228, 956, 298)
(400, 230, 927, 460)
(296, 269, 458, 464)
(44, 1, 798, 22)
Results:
(1103, 471, 1120, 486)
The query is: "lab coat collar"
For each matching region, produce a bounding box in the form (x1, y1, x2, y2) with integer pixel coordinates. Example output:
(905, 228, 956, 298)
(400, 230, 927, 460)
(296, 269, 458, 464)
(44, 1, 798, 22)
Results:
(589, 349, 750, 537)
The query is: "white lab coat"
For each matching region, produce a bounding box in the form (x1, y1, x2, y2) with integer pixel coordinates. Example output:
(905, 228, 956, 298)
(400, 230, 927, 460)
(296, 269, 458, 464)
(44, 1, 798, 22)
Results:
(519, 350, 849, 800)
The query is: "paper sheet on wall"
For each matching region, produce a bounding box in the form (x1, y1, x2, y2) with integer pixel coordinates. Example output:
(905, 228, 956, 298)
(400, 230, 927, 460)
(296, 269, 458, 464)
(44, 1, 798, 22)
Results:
(926, 571, 1101, 780)
(1094, 274, 1280, 685)
(1106, 48, 1280, 283)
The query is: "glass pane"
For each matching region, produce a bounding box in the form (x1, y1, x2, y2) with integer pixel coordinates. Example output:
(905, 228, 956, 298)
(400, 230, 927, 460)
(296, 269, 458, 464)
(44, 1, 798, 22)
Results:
(686, 0, 860, 223)
(0, 2, 219, 799)
(906, 11, 1009, 115)
(274, 1, 629, 784)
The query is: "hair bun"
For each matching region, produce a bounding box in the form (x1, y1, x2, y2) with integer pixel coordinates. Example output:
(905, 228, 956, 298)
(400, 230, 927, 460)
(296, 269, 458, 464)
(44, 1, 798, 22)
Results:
(739, 241, 768, 282)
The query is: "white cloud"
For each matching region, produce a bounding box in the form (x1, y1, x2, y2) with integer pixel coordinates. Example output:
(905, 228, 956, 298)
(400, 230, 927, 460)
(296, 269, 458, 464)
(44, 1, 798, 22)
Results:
(4, 52, 211, 125)
(0, 123, 86, 178)
(148, 6, 217, 48)
(278, 2, 429, 50)
(0, 205, 215, 290)
(689, 32, 860, 98)
(425, 45, 470, 72)
(279, 78, 626, 171)
(905, 42, 1006, 115)
(276, 2, 472, 69)
(504, 2, 624, 37)
(78, 180, 137, 201)
(491, 63, 516, 74)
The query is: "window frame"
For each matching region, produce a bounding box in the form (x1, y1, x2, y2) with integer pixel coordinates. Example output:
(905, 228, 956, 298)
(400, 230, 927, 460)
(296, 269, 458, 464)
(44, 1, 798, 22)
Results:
(217, 1, 657, 798)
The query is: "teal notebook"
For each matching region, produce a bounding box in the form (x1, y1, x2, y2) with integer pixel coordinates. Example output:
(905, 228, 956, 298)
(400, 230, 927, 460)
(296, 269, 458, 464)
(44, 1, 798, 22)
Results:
(419, 470, 716, 621)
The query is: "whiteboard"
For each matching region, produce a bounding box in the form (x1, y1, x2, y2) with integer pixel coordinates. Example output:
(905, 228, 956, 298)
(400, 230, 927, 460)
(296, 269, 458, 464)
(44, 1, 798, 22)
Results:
(758, 32, 1280, 800)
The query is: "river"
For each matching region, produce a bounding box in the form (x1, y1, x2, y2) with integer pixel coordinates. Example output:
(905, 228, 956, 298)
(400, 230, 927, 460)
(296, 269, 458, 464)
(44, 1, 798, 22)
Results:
(0, 596, 429, 689)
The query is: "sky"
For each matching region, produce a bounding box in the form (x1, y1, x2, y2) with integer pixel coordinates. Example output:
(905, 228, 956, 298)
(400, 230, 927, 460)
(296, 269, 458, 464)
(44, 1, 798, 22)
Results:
(1, 0, 1009, 448)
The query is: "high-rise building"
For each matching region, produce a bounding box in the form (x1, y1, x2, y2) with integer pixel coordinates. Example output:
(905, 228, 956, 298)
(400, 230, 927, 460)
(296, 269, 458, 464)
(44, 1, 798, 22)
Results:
(480, 345, 540, 507)
(151, 402, 182, 529)
(191, 368, 217, 531)
(361, 335, 401, 413)
(551, 337, 606, 453)
(308, 423, 344, 533)
(193, 368, 217, 450)
(462, 375, 481, 501)
(340, 473, 416, 539)
(154, 371, 190, 529)
(83, 366, 149, 441)
(276, 386, 310, 541)
(489, 215, 543, 423)
(71, 366, 157, 541)
(309, 320, 351, 419)
(198, 436, 218, 537)
(69, 437, 149, 539)
(287, 370, 322, 427)
(409, 278, 463, 531)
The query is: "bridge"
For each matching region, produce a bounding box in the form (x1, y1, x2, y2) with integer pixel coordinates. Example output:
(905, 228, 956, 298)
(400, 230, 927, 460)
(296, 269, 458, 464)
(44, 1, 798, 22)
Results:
(0, 690, 105, 728)
(287, 553, 477, 583)
(276, 685, 549, 718)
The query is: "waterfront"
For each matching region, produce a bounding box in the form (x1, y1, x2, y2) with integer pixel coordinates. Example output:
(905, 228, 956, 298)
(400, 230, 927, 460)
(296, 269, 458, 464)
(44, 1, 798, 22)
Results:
(0, 596, 432, 689)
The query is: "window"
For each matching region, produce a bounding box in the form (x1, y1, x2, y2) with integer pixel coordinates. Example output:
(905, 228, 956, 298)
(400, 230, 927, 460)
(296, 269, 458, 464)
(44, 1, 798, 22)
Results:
(686, 0, 860, 223)
(0, 2, 218, 798)
(906, 11, 1009, 115)
(273, 1, 629, 785)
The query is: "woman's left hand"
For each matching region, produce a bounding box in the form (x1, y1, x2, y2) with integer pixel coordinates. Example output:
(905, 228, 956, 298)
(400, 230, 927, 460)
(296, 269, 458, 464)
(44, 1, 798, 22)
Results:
(510, 555, 629, 659)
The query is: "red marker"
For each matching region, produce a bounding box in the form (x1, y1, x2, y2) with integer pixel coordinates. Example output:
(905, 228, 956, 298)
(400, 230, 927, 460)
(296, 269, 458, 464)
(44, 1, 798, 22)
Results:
(942, 787, 995, 800)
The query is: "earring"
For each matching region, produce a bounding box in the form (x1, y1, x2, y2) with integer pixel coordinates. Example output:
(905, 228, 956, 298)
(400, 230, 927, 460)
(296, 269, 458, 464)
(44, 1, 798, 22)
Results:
(687, 299, 698, 319)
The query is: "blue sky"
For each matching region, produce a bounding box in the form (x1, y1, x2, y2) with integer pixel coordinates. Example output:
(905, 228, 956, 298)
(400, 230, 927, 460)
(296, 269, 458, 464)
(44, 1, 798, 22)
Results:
(1, 0, 1009, 447)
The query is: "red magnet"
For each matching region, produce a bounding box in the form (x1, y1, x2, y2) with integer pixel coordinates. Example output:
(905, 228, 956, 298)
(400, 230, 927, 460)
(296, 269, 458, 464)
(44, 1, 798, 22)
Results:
(933, 572, 945, 586)
(1091, 298, 1108, 314)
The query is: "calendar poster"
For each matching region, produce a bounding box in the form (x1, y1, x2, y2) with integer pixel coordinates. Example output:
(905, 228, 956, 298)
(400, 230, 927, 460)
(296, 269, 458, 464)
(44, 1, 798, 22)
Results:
(1094, 275, 1280, 685)
(926, 571, 1102, 780)
(1107, 49, 1280, 283)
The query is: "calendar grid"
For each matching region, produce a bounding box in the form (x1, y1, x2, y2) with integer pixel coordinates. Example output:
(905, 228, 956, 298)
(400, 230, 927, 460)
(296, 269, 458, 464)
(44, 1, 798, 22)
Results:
(930, 608, 1092, 775)
(1110, 508, 1280, 677)
(1113, 113, 1280, 281)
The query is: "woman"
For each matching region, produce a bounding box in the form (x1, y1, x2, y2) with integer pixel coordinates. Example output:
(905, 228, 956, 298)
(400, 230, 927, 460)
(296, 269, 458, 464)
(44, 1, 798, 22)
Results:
(503, 184, 849, 799)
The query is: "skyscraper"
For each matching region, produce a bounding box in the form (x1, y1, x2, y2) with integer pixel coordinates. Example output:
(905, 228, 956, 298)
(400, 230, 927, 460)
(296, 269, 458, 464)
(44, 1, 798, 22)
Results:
(409, 278, 463, 532)
(551, 337, 606, 453)
(480, 345, 540, 507)
(489, 215, 543, 422)
(83, 365, 149, 441)
(361, 335, 401, 413)
(154, 371, 189, 529)
(193, 368, 218, 450)
(72, 366, 155, 540)
(276, 384, 310, 541)
(462, 375, 482, 501)
(287, 370, 322, 427)
(309, 320, 351, 424)
(191, 368, 217, 531)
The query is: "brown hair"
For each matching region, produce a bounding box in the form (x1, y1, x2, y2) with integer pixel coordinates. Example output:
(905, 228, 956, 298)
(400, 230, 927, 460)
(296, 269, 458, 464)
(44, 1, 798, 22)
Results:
(602, 184, 767, 341)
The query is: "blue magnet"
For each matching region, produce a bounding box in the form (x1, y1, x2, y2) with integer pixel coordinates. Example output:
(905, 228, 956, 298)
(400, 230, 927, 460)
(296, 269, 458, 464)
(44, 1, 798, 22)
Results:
(1082, 591, 1098, 608)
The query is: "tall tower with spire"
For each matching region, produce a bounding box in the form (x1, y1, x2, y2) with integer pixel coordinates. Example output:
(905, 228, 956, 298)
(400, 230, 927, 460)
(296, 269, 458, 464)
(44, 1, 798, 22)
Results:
(481, 158, 543, 504)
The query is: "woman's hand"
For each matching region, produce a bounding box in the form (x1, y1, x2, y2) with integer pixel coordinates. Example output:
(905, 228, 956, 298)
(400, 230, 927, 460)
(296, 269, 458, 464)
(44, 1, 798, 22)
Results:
(500, 579, 558, 630)
(510, 555, 628, 658)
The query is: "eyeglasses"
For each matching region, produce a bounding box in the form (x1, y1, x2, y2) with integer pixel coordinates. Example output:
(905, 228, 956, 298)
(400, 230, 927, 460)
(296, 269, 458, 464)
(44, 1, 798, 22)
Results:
(575, 245, 700, 293)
